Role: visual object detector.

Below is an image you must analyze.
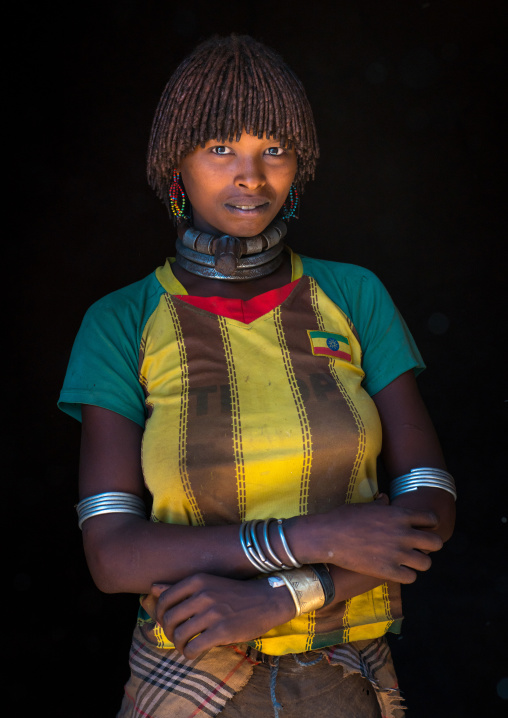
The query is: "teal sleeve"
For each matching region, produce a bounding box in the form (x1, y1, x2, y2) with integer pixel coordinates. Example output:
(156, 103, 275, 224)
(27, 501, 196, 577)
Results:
(300, 256, 425, 396)
(58, 273, 165, 427)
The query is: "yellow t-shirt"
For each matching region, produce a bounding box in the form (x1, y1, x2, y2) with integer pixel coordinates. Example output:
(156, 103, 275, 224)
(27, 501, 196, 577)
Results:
(139, 254, 400, 654)
(60, 250, 424, 654)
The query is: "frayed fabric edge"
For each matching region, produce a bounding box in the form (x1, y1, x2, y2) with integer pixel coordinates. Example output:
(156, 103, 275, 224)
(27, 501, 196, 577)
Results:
(325, 637, 406, 718)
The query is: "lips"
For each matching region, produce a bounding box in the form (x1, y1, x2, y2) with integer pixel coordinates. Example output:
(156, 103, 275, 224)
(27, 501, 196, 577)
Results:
(224, 196, 270, 210)
(224, 199, 271, 219)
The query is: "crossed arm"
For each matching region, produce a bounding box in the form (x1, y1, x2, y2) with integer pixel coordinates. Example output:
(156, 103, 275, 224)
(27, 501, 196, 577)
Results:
(79, 370, 455, 657)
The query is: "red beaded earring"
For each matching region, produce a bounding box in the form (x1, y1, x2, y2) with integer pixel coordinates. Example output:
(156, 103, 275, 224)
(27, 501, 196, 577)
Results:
(282, 184, 299, 220)
(169, 170, 189, 220)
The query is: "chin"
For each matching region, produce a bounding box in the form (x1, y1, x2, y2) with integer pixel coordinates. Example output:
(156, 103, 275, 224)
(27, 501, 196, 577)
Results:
(192, 208, 280, 238)
(227, 216, 279, 238)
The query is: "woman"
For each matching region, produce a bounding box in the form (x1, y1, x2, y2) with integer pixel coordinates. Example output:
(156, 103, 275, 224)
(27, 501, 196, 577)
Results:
(59, 35, 455, 718)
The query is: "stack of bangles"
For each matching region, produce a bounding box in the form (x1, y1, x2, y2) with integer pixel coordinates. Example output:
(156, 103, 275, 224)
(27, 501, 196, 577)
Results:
(239, 517, 335, 616)
(389, 467, 457, 501)
(75, 466, 456, 618)
(76, 492, 146, 530)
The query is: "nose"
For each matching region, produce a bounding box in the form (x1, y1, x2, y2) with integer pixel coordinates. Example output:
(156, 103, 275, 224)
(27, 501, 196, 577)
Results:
(235, 156, 266, 190)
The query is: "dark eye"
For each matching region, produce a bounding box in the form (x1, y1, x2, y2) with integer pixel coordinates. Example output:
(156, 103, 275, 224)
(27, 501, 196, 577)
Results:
(266, 147, 285, 156)
(211, 146, 232, 155)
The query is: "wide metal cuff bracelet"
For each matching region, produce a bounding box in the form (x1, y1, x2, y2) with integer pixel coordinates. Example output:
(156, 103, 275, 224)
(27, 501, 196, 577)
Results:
(76, 492, 146, 529)
(273, 566, 326, 617)
(309, 563, 335, 607)
(389, 467, 457, 501)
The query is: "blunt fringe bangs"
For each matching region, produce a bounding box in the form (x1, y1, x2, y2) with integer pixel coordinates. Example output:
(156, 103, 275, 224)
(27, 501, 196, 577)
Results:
(147, 34, 319, 207)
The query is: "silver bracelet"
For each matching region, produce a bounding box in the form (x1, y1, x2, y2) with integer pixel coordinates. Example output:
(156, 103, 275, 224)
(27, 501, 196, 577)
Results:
(240, 521, 280, 573)
(263, 519, 291, 570)
(270, 566, 326, 617)
(389, 467, 457, 501)
(239, 521, 268, 572)
(248, 520, 282, 572)
(239, 518, 302, 573)
(76, 492, 146, 529)
(277, 519, 303, 568)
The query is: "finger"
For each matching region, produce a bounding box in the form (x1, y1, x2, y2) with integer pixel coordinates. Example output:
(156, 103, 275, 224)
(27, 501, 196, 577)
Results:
(172, 613, 210, 654)
(181, 629, 218, 660)
(366, 560, 419, 584)
(407, 510, 439, 528)
(158, 587, 223, 643)
(156, 594, 199, 635)
(395, 565, 418, 584)
(155, 577, 204, 619)
(410, 529, 443, 553)
(400, 550, 433, 573)
(151, 582, 172, 598)
(375, 493, 390, 505)
(348, 556, 416, 584)
(178, 618, 245, 660)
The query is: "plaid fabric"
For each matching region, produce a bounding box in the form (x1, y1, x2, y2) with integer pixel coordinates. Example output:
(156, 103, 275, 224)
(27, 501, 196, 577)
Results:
(117, 624, 405, 718)
(117, 625, 255, 718)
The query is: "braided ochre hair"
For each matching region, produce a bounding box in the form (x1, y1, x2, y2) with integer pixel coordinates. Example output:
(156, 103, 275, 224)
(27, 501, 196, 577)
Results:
(147, 34, 319, 211)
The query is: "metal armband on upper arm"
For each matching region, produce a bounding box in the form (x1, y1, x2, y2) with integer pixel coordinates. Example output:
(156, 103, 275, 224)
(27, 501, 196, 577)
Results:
(389, 468, 457, 501)
(76, 492, 146, 529)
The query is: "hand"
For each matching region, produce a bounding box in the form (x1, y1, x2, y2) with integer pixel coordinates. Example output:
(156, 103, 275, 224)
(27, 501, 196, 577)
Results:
(153, 573, 295, 659)
(297, 494, 443, 584)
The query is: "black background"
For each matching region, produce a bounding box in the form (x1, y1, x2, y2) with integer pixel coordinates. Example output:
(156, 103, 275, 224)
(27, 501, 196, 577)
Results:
(9, 1, 507, 716)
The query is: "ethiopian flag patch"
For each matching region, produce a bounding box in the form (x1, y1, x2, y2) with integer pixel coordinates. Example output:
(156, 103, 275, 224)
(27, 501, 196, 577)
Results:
(307, 330, 352, 361)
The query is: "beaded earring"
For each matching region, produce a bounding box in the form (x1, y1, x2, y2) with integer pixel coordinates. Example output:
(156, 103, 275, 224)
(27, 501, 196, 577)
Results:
(282, 184, 299, 220)
(169, 170, 189, 220)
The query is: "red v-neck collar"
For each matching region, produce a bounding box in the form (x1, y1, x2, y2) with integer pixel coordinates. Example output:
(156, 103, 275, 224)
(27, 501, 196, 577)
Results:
(175, 279, 300, 324)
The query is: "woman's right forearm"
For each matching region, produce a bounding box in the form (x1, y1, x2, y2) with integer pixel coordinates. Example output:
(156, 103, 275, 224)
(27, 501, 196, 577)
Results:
(83, 509, 357, 595)
(82, 514, 260, 594)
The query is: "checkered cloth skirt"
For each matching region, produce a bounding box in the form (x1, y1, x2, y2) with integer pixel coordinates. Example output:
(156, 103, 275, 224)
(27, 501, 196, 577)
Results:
(117, 622, 405, 718)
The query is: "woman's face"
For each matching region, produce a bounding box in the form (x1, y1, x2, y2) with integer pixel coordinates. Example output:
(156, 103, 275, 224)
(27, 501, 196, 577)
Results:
(178, 132, 297, 237)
